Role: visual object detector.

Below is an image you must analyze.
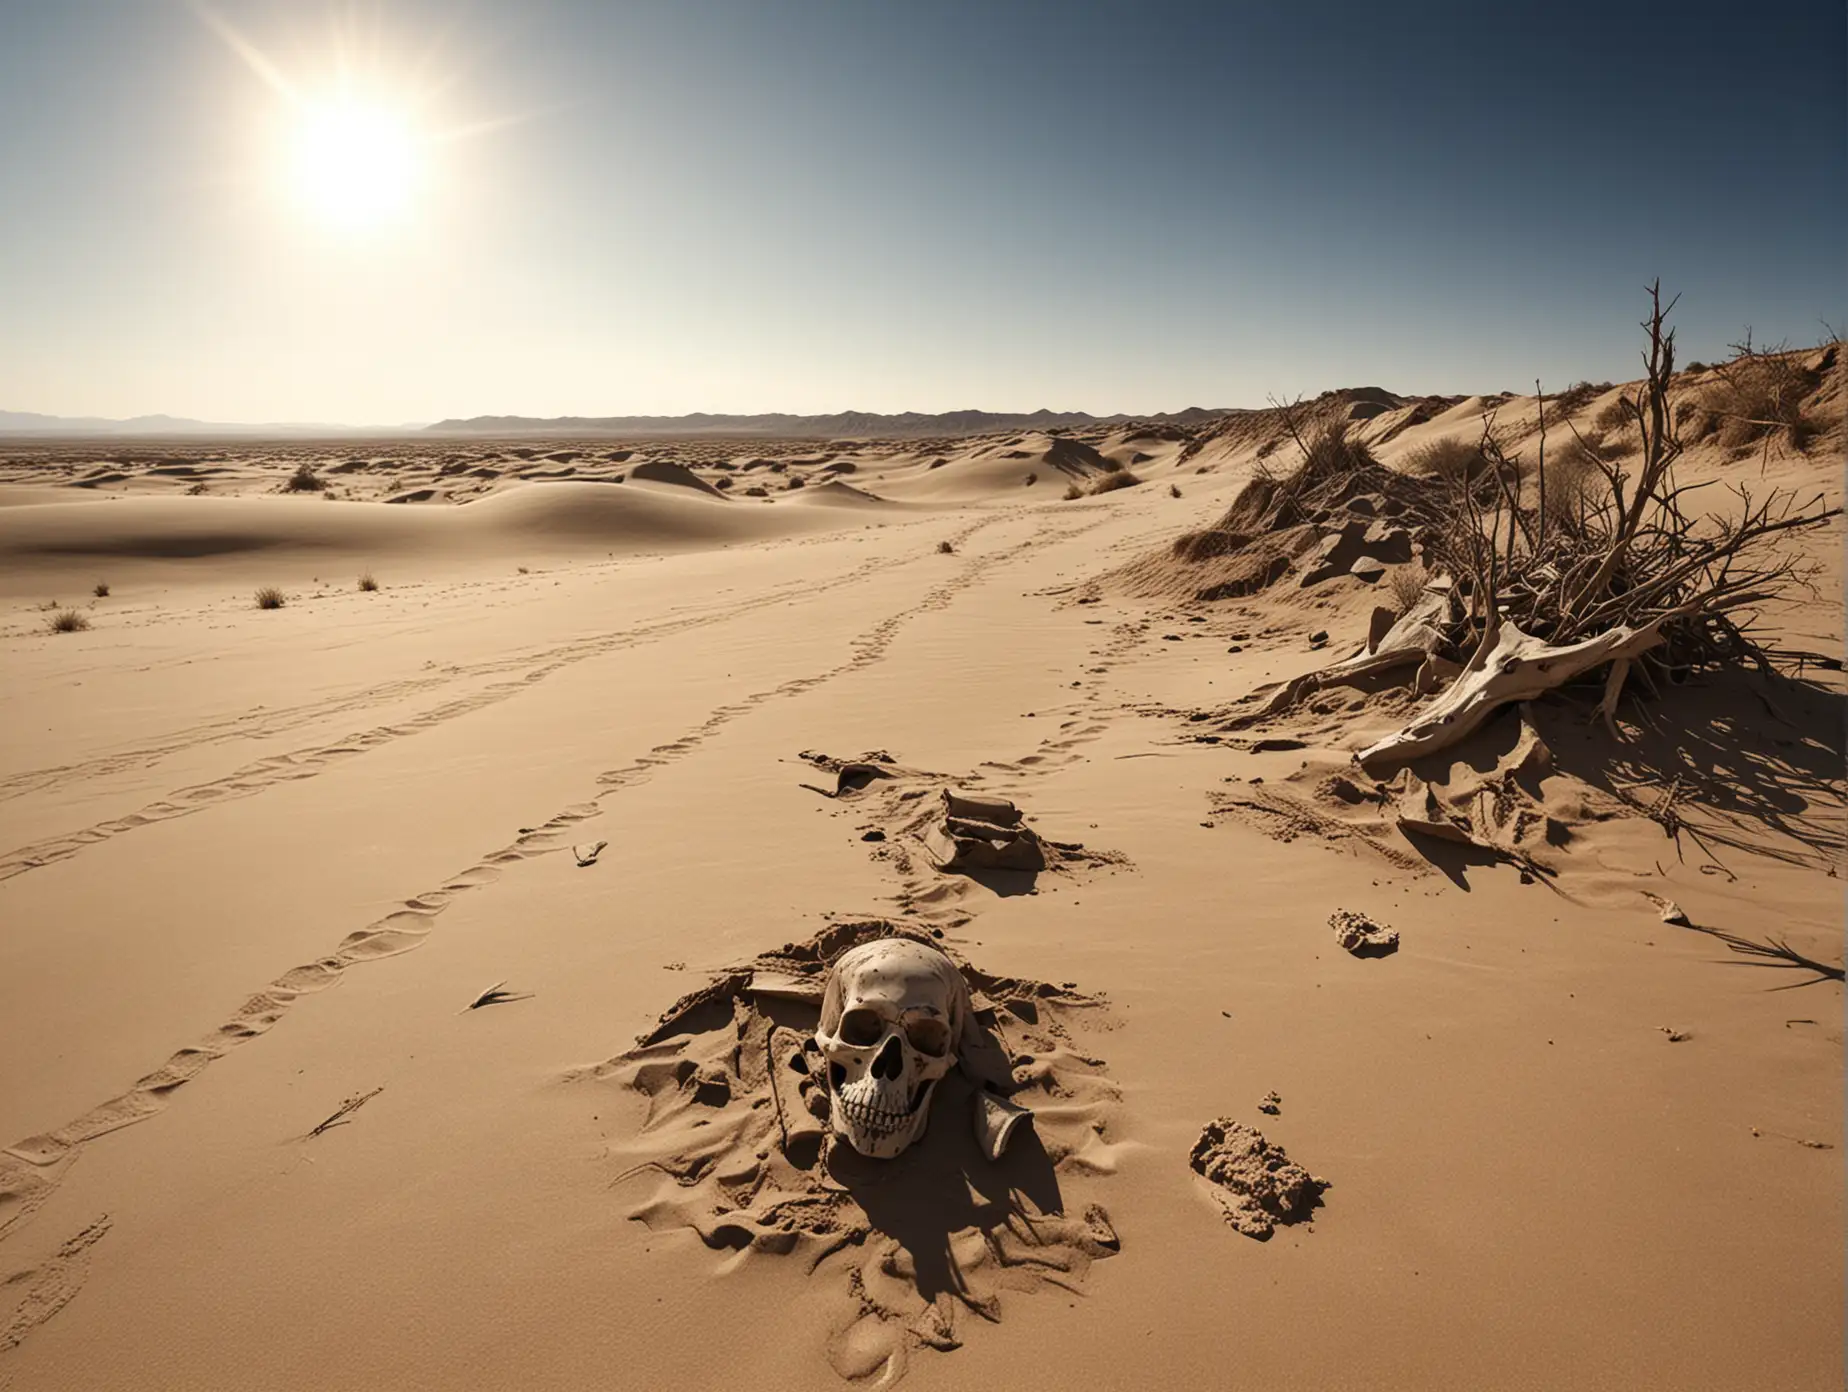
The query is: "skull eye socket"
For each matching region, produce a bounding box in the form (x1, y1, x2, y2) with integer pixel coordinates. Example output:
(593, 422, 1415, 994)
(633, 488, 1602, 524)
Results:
(838, 1008, 884, 1046)
(904, 1016, 950, 1058)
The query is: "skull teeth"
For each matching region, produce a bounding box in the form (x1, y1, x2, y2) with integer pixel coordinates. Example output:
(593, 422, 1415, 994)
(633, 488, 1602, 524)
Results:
(838, 1095, 911, 1134)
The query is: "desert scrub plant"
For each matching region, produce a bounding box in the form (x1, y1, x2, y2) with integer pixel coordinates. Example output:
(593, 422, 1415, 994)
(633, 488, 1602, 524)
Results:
(1701, 334, 1823, 451)
(1401, 435, 1484, 484)
(255, 586, 286, 610)
(1386, 563, 1428, 612)
(186, 481, 209, 495)
(937, 539, 955, 554)
(1169, 483, 1182, 498)
(1088, 470, 1143, 495)
(47, 608, 90, 633)
(1063, 483, 1083, 500)
(92, 581, 109, 597)
(284, 463, 326, 492)
(1023, 472, 1037, 487)
(357, 573, 379, 592)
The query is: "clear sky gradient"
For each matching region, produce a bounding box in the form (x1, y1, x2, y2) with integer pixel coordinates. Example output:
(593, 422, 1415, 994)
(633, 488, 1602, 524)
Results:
(1, 0, 1842, 423)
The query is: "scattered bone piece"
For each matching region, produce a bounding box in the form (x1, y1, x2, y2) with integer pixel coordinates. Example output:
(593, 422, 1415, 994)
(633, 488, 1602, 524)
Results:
(973, 1091, 1034, 1161)
(1643, 892, 1690, 925)
(1659, 1027, 1691, 1043)
(573, 840, 608, 867)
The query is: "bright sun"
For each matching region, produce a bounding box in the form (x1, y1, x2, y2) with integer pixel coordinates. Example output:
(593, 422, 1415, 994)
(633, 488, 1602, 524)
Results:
(288, 97, 421, 230)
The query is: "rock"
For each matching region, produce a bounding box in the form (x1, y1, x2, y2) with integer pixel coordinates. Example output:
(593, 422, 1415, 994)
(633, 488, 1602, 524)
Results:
(1350, 555, 1387, 581)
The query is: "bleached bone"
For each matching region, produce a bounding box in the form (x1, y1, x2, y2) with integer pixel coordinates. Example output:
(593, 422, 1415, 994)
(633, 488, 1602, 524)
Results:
(1358, 612, 1676, 770)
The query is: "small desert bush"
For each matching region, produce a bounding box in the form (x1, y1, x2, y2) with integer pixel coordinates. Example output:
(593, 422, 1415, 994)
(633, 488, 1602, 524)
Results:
(255, 586, 286, 610)
(1702, 344, 1820, 450)
(47, 608, 90, 633)
(1401, 436, 1484, 484)
(1169, 483, 1181, 498)
(1543, 381, 1611, 424)
(92, 581, 109, 598)
(357, 573, 379, 592)
(186, 482, 209, 495)
(284, 463, 326, 493)
(1387, 563, 1428, 612)
(1023, 472, 1037, 487)
(1683, 361, 1709, 374)
(937, 539, 955, 554)
(1063, 483, 1083, 500)
(1592, 394, 1634, 432)
(1088, 470, 1143, 495)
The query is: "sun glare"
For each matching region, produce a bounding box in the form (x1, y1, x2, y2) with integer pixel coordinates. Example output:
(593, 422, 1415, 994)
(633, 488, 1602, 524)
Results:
(288, 96, 421, 230)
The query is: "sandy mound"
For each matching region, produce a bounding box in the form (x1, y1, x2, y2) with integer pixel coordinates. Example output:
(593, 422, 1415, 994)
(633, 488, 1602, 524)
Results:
(795, 750, 1128, 915)
(1189, 1120, 1327, 1238)
(581, 918, 1121, 1385)
(624, 459, 727, 497)
(0, 478, 897, 592)
(1103, 422, 1435, 602)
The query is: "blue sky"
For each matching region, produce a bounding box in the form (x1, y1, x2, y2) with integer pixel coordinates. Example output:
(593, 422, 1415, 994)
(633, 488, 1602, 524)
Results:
(0, 0, 1841, 422)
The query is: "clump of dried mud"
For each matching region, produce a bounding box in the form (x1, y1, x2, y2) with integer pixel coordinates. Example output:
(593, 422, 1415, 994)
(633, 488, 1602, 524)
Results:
(1189, 1119, 1328, 1239)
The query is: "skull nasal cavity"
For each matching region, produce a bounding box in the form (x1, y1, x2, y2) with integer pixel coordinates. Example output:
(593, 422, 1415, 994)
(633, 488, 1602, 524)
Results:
(871, 1035, 905, 1080)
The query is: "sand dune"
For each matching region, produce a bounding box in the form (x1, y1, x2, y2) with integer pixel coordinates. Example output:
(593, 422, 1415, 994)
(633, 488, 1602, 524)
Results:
(0, 357, 1841, 1389)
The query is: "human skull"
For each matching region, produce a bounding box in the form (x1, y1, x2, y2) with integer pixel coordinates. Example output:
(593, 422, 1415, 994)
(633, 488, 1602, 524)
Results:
(814, 938, 966, 1159)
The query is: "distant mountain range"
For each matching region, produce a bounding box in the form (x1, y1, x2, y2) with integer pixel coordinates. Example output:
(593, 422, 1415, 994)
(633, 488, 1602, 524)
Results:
(0, 411, 417, 437)
(0, 406, 1236, 440)
(422, 408, 1233, 438)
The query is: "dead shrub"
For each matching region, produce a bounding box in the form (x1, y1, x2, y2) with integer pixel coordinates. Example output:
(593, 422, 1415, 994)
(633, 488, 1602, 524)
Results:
(1701, 338, 1822, 451)
(92, 581, 110, 598)
(255, 586, 286, 610)
(358, 573, 379, 592)
(1063, 483, 1083, 500)
(47, 608, 90, 633)
(284, 463, 326, 492)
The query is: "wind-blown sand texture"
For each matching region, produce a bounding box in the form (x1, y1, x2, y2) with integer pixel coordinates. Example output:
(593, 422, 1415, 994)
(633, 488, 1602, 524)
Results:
(0, 357, 1841, 1388)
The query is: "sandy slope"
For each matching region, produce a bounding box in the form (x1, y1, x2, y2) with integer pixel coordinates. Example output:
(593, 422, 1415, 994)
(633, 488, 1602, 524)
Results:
(0, 404, 1840, 1389)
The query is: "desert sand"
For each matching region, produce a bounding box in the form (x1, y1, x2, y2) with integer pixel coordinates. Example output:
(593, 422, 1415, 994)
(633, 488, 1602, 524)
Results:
(0, 355, 1841, 1389)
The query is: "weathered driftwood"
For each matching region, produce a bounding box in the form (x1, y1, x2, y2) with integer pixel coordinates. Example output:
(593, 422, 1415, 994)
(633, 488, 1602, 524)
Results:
(1358, 612, 1675, 770)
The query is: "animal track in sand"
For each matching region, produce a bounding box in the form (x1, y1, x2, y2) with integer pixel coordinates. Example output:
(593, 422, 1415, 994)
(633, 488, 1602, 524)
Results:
(0, 511, 1114, 1290)
(0, 1215, 111, 1354)
(0, 515, 1029, 883)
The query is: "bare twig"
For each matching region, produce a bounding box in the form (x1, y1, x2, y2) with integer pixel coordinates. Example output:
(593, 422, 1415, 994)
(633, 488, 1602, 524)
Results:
(307, 1086, 384, 1138)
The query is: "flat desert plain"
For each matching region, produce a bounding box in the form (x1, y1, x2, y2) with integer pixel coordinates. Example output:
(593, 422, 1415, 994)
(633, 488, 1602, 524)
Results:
(0, 361, 1841, 1389)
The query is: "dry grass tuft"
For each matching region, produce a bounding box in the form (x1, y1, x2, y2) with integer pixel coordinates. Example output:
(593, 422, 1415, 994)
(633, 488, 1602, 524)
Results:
(937, 539, 955, 554)
(357, 573, 379, 592)
(1089, 470, 1143, 495)
(47, 608, 90, 634)
(283, 463, 326, 493)
(255, 586, 286, 610)
(1063, 482, 1084, 500)
(92, 581, 109, 598)
(1401, 436, 1484, 484)
(1386, 563, 1428, 612)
